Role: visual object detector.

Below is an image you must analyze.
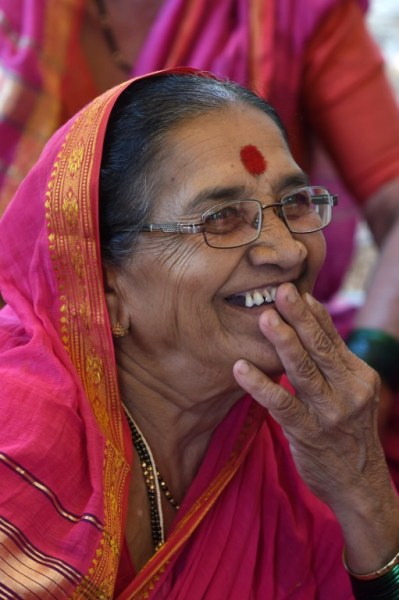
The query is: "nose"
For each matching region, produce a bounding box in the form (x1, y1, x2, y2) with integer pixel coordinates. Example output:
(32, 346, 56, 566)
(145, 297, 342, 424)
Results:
(247, 213, 308, 269)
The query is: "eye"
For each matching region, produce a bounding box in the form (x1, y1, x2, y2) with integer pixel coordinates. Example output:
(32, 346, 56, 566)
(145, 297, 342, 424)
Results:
(284, 191, 311, 206)
(205, 205, 242, 234)
(282, 191, 313, 219)
(282, 188, 328, 232)
(207, 205, 240, 221)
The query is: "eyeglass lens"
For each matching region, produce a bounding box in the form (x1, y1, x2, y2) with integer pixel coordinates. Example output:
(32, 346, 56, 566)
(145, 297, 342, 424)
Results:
(203, 188, 332, 248)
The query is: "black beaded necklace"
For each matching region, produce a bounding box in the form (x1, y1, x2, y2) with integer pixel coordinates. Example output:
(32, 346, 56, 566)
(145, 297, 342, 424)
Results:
(123, 405, 180, 551)
(94, 0, 131, 74)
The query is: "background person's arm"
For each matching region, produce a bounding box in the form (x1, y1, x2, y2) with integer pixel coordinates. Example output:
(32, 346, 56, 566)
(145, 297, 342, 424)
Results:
(303, 0, 399, 422)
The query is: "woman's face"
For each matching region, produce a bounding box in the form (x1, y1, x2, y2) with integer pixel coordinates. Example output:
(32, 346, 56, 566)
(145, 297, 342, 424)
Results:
(109, 103, 326, 395)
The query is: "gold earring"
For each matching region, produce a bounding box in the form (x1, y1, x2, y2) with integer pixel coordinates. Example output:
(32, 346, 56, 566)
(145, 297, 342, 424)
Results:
(111, 322, 129, 338)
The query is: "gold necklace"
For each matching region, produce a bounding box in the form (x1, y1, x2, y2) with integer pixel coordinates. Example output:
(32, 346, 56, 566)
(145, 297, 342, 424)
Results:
(123, 404, 180, 551)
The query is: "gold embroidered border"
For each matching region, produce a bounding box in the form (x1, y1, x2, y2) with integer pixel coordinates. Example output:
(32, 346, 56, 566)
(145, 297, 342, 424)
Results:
(0, 516, 80, 598)
(45, 83, 131, 596)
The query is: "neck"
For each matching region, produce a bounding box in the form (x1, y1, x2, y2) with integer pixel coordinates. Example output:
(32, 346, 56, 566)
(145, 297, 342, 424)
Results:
(116, 351, 243, 500)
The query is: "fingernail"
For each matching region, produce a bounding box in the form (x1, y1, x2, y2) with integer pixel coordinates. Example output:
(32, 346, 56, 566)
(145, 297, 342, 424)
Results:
(265, 311, 280, 327)
(287, 286, 298, 303)
(305, 293, 316, 306)
(236, 359, 250, 374)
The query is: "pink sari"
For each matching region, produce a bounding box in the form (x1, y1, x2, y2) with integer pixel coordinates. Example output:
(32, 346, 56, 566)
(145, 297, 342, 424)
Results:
(0, 68, 353, 598)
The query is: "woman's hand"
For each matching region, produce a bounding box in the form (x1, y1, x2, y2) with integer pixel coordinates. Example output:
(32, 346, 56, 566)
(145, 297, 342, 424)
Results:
(233, 282, 399, 574)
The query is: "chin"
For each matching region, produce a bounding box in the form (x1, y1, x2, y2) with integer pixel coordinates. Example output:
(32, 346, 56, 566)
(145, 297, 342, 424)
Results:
(239, 342, 284, 378)
(254, 359, 285, 379)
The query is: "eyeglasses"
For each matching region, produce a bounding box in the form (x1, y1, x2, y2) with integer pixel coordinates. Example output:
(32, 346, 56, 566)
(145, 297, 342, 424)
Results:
(139, 186, 338, 249)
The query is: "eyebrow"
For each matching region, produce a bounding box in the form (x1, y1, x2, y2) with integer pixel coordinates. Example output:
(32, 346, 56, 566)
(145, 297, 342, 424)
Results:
(185, 185, 248, 212)
(275, 172, 310, 193)
(185, 171, 310, 212)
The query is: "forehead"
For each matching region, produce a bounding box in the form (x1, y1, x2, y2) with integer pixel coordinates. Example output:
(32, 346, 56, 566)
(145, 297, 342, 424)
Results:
(155, 103, 302, 214)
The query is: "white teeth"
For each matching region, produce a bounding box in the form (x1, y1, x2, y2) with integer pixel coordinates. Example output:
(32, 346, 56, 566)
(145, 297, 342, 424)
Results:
(262, 288, 272, 303)
(244, 287, 278, 307)
(253, 291, 264, 306)
(245, 292, 254, 307)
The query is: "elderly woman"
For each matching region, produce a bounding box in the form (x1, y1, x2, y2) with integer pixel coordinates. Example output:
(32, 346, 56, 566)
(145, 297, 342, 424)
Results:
(0, 68, 398, 599)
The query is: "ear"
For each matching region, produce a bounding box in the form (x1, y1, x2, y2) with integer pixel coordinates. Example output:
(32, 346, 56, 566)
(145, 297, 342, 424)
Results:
(103, 265, 130, 330)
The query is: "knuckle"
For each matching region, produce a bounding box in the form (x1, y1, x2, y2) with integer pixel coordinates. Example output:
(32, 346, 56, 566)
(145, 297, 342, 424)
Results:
(312, 328, 333, 355)
(368, 368, 381, 394)
(353, 365, 380, 406)
(268, 389, 304, 426)
(274, 390, 296, 414)
(294, 350, 318, 379)
(250, 369, 273, 398)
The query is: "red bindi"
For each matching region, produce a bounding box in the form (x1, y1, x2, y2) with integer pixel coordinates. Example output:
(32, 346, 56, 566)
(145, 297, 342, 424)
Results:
(240, 145, 267, 176)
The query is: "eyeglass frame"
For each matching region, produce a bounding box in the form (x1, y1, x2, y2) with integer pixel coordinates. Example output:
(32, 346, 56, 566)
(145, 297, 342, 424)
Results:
(137, 185, 338, 249)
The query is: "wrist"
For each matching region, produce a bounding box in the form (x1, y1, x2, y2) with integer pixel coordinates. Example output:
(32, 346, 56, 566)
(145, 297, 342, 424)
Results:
(343, 549, 399, 599)
(343, 548, 399, 581)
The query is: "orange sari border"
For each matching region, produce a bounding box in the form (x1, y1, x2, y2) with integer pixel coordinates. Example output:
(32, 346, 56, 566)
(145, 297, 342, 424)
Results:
(44, 81, 133, 594)
(0, 516, 81, 598)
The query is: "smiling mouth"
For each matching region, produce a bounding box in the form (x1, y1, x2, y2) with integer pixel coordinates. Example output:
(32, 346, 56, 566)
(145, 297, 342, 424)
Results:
(226, 286, 278, 308)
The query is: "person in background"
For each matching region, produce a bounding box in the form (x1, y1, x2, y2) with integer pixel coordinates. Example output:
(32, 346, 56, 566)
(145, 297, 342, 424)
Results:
(1, 0, 399, 479)
(0, 66, 398, 599)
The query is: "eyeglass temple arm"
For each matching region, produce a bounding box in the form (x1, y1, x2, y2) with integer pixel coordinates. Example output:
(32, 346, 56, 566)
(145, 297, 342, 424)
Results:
(141, 223, 205, 233)
(310, 194, 338, 206)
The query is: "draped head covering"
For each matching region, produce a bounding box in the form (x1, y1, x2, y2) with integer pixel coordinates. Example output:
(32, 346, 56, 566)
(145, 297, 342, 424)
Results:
(0, 68, 138, 598)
